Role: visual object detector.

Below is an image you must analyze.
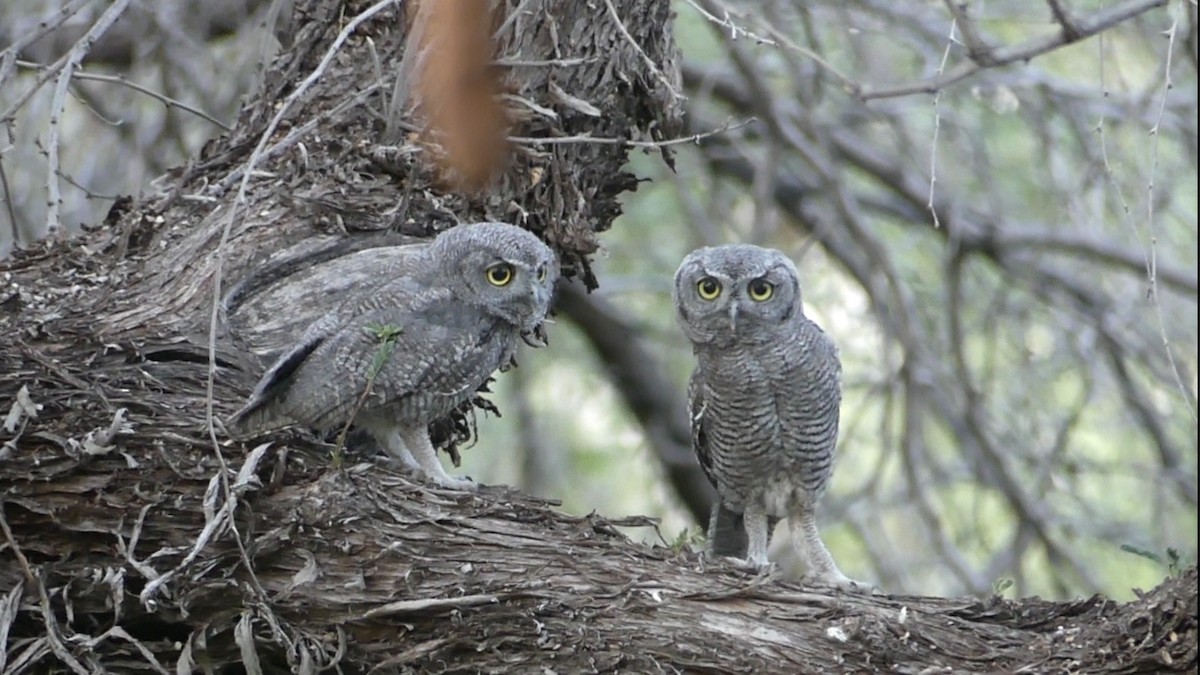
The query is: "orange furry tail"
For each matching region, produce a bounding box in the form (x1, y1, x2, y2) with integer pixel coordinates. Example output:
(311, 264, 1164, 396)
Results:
(408, 0, 510, 192)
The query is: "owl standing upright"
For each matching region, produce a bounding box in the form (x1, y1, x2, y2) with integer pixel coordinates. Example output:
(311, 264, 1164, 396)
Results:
(230, 222, 559, 490)
(674, 244, 858, 588)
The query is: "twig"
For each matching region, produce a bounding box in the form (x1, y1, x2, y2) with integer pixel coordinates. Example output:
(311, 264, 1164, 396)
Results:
(859, 0, 1169, 100)
(0, 0, 93, 89)
(1142, 0, 1197, 420)
(334, 323, 403, 466)
(361, 593, 500, 619)
(940, 0, 994, 64)
(202, 0, 401, 611)
(1046, 0, 1084, 40)
(684, 0, 857, 92)
(42, 0, 134, 237)
(15, 59, 231, 131)
(927, 17, 956, 229)
(0, 155, 18, 249)
(217, 84, 380, 192)
(602, 0, 683, 103)
(509, 116, 755, 148)
(0, 502, 35, 585)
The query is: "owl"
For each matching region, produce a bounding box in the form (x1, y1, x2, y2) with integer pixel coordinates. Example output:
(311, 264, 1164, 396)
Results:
(674, 244, 859, 588)
(229, 222, 559, 490)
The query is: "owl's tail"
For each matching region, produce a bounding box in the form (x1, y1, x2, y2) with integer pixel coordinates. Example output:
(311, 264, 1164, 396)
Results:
(225, 398, 291, 440)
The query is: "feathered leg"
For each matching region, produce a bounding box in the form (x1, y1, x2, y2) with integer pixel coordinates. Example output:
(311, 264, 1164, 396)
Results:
(399, 425, 476, 491)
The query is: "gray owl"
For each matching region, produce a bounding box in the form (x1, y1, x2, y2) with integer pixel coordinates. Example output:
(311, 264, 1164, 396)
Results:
(229, 222, 559, 490)
(674, 244, 858, 588)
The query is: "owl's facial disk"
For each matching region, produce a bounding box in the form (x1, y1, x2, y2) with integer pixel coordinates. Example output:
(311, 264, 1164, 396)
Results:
(459, 249, 556, 331)
(674, 246, 800, 345)
(432, 223, 560, 333)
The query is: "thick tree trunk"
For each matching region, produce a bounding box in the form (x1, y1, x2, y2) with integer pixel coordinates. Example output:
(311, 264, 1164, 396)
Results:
(0, 0, 1195, 673)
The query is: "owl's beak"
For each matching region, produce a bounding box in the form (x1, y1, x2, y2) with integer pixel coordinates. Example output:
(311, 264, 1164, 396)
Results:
(728, 304, 739, 332)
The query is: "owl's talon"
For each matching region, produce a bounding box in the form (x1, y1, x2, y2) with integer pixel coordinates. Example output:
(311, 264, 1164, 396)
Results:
(804, 572, 873, 593)
(711, 555, 775, 574)
(428, 473, 478, 491)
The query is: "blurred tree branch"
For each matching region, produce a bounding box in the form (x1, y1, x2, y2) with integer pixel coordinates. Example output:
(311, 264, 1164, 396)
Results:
(555, 281, 716, 525)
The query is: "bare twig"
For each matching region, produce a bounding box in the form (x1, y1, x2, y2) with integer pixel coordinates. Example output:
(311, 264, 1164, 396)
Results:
(508, 116, 755, 148)
(602, 0, 684, 102)
(42, 0, 134, 237)
(927, 17, 956, 229)
(1142, 0, 1197, 420)
(859, 0, 1170, 100)
(15, 59, 231, 131)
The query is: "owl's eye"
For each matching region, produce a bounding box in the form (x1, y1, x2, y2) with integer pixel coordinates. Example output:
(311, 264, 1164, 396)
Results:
(486, 263, 515, 287)
(748, 278, 774, 301)
(696, 277, 722, 300)
(536, 265, 548, 283)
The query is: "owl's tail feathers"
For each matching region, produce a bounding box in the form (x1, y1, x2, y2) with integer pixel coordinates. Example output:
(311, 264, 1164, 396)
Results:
(225, 398, 288, 440)
(706, 502, 781, 559)
(226, 327, 328, 440)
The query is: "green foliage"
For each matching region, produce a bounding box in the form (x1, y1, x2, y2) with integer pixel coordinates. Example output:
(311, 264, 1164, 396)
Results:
(992, 577, 1015, 596)
(669, 526, 706, 555)
(332, 322, 404, 468)
(1121, 545, 1190, 578)
(365, 322, 404, 378)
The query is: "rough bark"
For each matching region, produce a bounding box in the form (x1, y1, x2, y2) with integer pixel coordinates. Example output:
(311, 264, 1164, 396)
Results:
(0, 0, 1196, 673)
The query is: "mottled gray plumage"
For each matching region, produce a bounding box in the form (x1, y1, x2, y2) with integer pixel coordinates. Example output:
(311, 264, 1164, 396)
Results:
(230, 223, 559, 490)
(674, 244, 858, 587)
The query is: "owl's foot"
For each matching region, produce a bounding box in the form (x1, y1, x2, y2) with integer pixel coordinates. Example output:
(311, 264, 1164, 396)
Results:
(424, 471, 478, 491)
(707, 554, 775, 575)
(741, 558, 777, 575)
(803, 570, 873, 593)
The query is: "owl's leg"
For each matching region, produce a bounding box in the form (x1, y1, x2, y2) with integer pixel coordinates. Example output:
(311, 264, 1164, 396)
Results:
(398, 425, 477, 491)
(789, 509, 865, 591)
(742, 508, 772, 570)
(377, 433, 420, 471)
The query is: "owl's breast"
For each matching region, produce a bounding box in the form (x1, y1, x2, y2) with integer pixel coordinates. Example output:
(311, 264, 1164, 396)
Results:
(384, 318, 520, 424)
(696, 340, 838, 515)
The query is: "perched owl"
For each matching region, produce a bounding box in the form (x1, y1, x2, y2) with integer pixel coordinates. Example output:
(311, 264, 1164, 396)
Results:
(674, 244, 859, 588)
(229, 222, 559, 490)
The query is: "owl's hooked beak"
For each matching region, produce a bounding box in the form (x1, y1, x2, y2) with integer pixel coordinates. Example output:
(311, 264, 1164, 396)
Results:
(727, 303, 739, 332)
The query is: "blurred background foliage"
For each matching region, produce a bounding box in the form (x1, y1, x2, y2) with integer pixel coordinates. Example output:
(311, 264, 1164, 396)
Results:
(2, 0, 1196, 601)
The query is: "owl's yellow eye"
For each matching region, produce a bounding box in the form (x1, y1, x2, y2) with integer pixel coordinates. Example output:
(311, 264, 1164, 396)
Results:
(536, 265, 548, 283)
(748, 278, 774, 301)
(696, 277, 722, 300)
(486, 263, 514, 287)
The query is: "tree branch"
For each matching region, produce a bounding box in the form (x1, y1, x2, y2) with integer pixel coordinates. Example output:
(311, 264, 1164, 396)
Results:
(858, 0, 1170, 100)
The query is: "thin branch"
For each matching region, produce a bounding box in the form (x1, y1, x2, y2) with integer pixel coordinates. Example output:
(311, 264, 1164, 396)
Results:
(684, 0, 857, 92)
(42, 0, 134, 237)
(602, 0, 684, 103)
(0, 0, 94, 88)
(927, 17, 956, 229)
(859, 0, 1170, 100)
(508, 116, 755, 148)
(1143, 0, 1197, 420)
(15, 60, 232, 131)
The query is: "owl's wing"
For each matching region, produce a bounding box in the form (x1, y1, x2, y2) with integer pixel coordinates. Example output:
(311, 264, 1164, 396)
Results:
(241, 290, 508, 435)
(227, 311, 341, 436)
(686, 369, 719, 490)
(228, 276, 432, 436)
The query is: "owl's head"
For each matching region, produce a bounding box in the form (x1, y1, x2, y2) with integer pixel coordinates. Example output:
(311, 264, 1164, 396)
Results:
(673, 244, 802, 346)
(431, 223, 559, 332)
